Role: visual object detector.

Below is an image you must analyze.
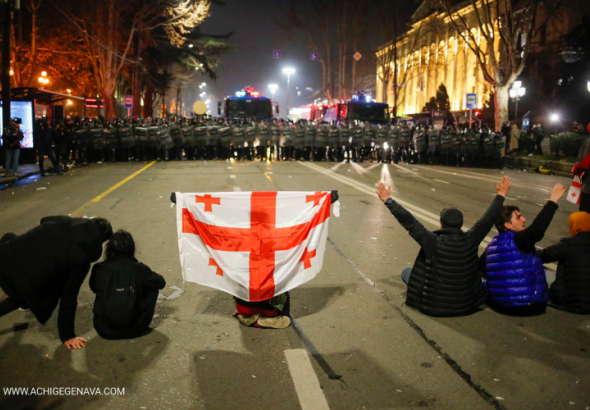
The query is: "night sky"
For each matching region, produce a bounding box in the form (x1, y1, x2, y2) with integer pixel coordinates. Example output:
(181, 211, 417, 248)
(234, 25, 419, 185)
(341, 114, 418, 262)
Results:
(199, 0, 324, 117)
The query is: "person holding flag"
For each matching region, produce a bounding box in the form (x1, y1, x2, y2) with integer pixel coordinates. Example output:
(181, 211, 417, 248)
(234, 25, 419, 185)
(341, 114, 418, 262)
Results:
(572, 130, 590, 213)
(171, 189, 339, 329)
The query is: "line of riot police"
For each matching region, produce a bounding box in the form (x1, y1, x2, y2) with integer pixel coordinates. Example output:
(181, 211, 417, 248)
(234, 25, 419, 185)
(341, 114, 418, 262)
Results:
(54, 117, 504, 168)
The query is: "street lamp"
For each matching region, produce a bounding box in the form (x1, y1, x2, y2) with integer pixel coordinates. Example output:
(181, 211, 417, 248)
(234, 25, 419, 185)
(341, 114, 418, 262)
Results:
(509, 81, 526, 122)
(550, 112, 561, 159)
(282, 68, 295, 118)
(587, 80, 590, 93)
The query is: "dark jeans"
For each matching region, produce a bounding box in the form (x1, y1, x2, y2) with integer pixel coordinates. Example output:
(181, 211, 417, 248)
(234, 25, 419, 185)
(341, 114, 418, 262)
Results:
(535, 136, 544, 154)
(38, 146, 60, 174)
(402, 266, 412, 285)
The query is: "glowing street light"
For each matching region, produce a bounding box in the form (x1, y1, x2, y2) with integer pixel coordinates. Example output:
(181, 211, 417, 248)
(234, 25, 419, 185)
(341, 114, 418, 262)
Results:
(282, 68, 295, 118)
(587, 80, 590, 93)
(188, 44, 194, 48)
(268, 83, 278, 99)
(550, 113, 560, 123)
(66, 88, 72, 94)
(41, 71, 47, 77)
(509, 81, 526, 121)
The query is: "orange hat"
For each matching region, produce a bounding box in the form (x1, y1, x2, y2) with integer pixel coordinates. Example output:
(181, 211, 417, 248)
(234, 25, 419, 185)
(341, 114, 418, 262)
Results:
(569, 212, 590, 237)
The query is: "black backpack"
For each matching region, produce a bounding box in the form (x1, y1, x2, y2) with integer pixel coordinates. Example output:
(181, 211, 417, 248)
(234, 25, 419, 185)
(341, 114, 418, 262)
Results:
(103, 267, 138, 328)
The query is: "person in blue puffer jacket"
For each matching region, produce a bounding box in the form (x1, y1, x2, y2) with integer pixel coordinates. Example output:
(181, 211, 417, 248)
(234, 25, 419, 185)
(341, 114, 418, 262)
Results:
(484, 183, 568, 315)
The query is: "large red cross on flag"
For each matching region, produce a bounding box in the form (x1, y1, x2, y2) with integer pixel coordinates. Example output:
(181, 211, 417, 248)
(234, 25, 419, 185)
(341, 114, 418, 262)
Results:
(176, 191, 333, 301)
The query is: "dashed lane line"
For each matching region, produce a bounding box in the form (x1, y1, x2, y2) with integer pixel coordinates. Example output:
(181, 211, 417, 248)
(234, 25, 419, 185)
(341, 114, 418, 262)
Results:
(233, 187, 242, 192)
(284, 349, 331, 410)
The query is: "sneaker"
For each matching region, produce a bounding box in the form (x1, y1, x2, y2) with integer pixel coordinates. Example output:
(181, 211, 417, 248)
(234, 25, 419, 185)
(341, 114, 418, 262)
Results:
(527, 153, 533, 157)
(18, 307, 30, 312)
(236, 314, 260, 327)
(257, 315, 291, 329)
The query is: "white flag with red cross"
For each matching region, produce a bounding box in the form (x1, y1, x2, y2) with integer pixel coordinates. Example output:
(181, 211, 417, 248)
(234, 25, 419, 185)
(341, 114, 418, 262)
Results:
(567, 175, 583, 205)
(176, 191, 333, 302)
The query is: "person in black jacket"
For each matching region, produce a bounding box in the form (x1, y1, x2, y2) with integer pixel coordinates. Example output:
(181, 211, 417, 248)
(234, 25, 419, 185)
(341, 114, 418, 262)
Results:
(0, 216, 112, 349)
(90, 230, 166, 340)
(538, 212, 590, 314)
(375, 177, 512, 317)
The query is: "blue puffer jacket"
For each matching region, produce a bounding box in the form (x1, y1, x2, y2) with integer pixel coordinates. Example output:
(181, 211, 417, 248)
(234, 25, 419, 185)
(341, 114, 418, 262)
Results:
(485, 231, 548, 306)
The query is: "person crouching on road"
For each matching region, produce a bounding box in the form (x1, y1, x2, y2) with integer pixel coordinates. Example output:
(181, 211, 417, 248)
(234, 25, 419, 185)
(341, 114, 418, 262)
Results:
(375, 177, 512, 317)
(484, 183, 568, 316)
(537, 212, 590, 314)
(90, 230, 166, 340)
(0, 216, 112, 349)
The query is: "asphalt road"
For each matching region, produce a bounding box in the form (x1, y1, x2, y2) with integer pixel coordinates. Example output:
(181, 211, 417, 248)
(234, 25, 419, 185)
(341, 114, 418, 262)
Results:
(0, 159, 588, 410)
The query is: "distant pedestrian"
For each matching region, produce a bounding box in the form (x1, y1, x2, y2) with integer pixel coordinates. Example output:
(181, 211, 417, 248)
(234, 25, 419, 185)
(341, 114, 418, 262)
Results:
(376, 177, 512, 317)
(0, 216, 112, 349)
(533, 122, 545, 155)
(2, 118, 24, 177)
(90, 230, 166, 340)
(484, 183, 567, 316)
(501, 121, 511, 154)
(36, 119, 61, 176)
(538, 212, 590, 314)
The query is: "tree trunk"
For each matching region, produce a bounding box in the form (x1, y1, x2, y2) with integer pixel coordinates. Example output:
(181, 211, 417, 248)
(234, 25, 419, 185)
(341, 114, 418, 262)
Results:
(132, 35, 143, 118)
(144, 82, 153, 117)
(494, 84, 509, 132)
(104, 0, 116, 118)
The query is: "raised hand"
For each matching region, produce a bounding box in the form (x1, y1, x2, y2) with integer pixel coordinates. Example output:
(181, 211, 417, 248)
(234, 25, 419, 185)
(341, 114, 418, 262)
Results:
(495, 176, 512, 197)
(549, 183, 567, 203)
(376, 183, 391, 203)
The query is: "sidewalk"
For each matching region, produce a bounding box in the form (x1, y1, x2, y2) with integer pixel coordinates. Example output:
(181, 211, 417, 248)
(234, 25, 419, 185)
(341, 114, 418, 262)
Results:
(503, 153, 574, 177)
(0, 164, 41, 186)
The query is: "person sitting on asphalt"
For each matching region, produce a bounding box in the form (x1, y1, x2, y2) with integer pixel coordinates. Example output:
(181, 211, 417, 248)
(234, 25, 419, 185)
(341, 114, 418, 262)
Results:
(375, 177, 512, 317)
(537, 212, 590, 314)
(0, 216, 112, 349)
(90, 230, 166, 340)
(484, 183, 568, 316)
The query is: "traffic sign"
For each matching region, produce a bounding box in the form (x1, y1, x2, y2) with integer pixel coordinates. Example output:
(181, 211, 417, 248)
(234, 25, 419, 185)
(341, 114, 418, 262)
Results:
(273, 50, 281, 59)
(353, 51, 362, 62)
(309, 52, 318, 61)
(124, 95, 133, 108)
(466, 93, 477, 109)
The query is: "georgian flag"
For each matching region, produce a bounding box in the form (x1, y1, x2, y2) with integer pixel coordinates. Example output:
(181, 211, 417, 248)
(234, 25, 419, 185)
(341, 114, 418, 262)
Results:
(176, 191, 333, 302)
(567, 175, 583, 205)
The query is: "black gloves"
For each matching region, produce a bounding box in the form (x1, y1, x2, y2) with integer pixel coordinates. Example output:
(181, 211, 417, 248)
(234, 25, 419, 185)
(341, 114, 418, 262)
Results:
(170, 192, 176, 204)
(331, 190, 339, 204)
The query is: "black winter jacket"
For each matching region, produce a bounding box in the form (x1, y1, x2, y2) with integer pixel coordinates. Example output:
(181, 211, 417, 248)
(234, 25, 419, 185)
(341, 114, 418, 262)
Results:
(90, 255, 165, 339)
(539, 232, 590, 314)
(0, 216, 104, 342)
(385, 195, 505, 316)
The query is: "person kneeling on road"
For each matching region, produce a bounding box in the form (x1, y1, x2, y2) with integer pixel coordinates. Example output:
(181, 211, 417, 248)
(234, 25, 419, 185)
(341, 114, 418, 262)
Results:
(376, 177, 512, 317)
(90, 230, 166, 340)
(0, 216, 112, 349)
(536, 211, 590, 314)
(483, 183, 568, 316)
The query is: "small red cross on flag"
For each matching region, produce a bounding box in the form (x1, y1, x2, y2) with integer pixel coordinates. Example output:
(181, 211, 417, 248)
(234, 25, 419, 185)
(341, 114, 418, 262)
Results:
(567, 175, 582, 205)
(176, 191, 333, 302)
(208, 258, 223, 276)
(299, 248, 316, 269)
(196, 194, 221, 212)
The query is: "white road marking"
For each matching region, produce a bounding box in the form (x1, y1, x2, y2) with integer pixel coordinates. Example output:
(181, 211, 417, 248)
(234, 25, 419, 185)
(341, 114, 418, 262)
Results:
(229, 175, 236, 179)
(227, 166, 233, 169)
(267, 172, 273, 174)
(299, 161, 558, 271)
(434, 179, 450, 184)
(284, 349, 330, 410)
(233, 187, 242, 192)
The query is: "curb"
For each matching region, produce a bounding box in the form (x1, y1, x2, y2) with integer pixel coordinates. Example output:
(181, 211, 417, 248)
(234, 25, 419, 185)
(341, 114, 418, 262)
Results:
(502, 156, 574, 178)
(0, 170, 41, 186)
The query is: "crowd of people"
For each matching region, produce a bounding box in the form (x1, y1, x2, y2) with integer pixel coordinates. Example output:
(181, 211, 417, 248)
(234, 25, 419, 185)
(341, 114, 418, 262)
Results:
(377, 177, 590, 317)
(2, 116, 513, 178)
